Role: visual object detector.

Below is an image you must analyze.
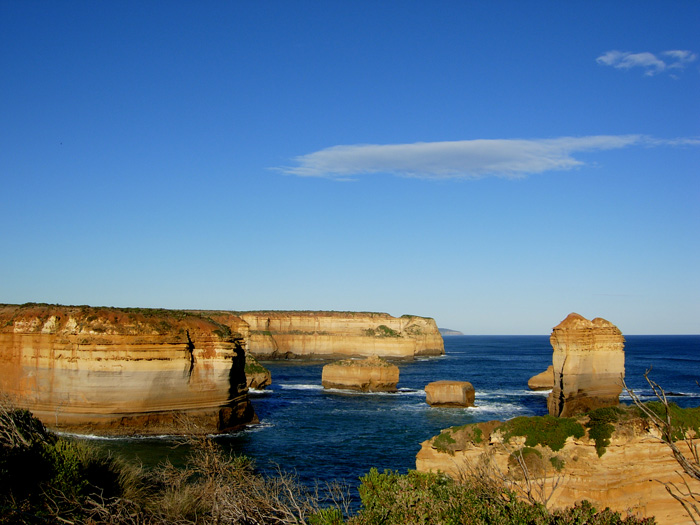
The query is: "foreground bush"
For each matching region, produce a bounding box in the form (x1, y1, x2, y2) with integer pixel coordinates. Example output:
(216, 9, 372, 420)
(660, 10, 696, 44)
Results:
(0, 400, 344, 524)
(1, 401, 655, 524)
(347, 468, 654, 525)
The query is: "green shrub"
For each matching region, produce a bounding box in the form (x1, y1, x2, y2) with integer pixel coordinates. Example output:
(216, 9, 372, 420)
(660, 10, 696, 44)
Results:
(0, 405, 133, 523)
(349, 468, 653, 524)
(364, 325, 401, 338)
(433, 431, 457, 454)
(502, 415, 585, 452)
(644, 402, 700, 441)
(585, 406, 626, 457)
(550, 456, 565, 471)
(310, 506, 346, 525)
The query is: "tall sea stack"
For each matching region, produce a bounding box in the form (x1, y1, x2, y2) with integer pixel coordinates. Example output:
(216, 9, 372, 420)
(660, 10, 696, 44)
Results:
(547, 313, 625, 417)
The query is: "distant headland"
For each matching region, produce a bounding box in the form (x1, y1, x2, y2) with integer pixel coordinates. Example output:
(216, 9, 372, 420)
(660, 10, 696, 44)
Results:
(438, 328, 464, 336)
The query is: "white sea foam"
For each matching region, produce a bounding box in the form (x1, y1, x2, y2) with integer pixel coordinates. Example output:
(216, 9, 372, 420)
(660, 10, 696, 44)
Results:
(59, 431, 182, 442)
(279, 383, 324, 391)
(249, 387, 273, 395)
(322, 387, 424, 397)
(240, 421, 275, 433)
(475, 388, 550, 397)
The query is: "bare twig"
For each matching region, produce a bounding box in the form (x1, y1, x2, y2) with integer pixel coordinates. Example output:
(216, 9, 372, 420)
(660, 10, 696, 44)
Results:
(623, 370, 700, 524)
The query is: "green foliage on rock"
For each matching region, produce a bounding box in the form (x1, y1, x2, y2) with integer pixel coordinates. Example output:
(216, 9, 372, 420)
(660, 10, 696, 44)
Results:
(245, 356, 269, 376)
(348, 468, 652, 525)
(433, 431, 457, 454)
(364, 325, 401, 338)
(502, 415, 585, 452)
(644, 401, 700, 441)
(585, 406, 628, 457)
(549, 455, 565, 471)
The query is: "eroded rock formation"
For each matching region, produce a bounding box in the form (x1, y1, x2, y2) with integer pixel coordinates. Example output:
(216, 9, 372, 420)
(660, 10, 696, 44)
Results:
(245, 354, 271, 389)
(416, 411, 699, 525)
(238, 311, 444, 359)
(547, 313, 625, 417)
(0, 304, 257, 435)
(425, 380, 475, 407)
(321, 356, 399, 392)
(528, 365, 554, 391)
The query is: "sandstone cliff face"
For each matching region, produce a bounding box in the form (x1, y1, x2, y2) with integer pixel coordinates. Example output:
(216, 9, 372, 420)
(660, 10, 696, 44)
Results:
(321, 356, 399, 392)
(238, 311, 444, 359)
(425, 381, 475, 407)
(547, 313, 625, 417)
(416, 415, 699, 525)
(0, 305, 257, 435)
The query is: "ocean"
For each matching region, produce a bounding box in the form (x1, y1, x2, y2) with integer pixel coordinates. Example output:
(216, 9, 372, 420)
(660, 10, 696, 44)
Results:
(92, 335, 699, 495)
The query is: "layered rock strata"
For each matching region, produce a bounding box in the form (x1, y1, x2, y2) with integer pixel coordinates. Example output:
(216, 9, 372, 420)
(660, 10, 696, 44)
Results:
(416, 413, 699, 525)
(321, 356, 399, 392)
(528, 365, 554, 391)
(547, 313, 625, 417)
(0, 304, 257, 435)
(425, 380, 475, 407)
(237, 311, 444, 359)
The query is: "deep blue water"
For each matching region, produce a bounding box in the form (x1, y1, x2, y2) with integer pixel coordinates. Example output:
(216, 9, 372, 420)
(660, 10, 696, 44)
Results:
(92, 335, 699, 492)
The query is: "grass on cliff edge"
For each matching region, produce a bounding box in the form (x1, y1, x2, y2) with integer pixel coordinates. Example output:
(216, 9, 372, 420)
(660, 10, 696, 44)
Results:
(0, 402, 656, 525)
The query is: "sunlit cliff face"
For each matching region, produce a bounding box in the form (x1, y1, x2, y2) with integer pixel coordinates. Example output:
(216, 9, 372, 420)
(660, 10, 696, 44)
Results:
(0, 305, 256, 435)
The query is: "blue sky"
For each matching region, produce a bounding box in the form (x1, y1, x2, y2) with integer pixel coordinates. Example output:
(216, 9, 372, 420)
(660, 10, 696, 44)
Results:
(2, 1, 698, 334)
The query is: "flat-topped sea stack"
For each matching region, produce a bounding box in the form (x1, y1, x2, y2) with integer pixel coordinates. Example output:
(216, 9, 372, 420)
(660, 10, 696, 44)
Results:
(416, 407, 700, 525)
(527, 365, 554, 391)
(547, 313, 625, 417)
(321, 356, 399, 392)
(238, 311, 443, 359)
(0, 304, 257, 435)
(425, 380, 475, 407)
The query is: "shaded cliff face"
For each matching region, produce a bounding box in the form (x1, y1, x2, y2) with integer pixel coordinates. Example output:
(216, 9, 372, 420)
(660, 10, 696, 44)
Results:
(0, 304, 256, 435)
(547, 313, 625, 417)
(237, 311, 444, 359)
(416, 410, 700, 525)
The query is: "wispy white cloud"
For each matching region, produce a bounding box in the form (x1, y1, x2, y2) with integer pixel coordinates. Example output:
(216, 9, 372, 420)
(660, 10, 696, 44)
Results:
(596, 49, 697, 76)
(277, 135, 650, 180)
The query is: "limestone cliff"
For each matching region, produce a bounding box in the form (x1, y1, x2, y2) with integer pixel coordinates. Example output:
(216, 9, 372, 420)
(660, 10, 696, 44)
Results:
(548, 313, 625, 417)
(321, 356, 399, 392)
(0, 304, 257, 435)
(416, 408, 700, 525)
(236, 311, 444, 359)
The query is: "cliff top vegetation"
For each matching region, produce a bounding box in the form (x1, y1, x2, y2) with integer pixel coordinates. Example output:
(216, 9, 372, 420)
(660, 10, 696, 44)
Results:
(0, 303, 243, 341)
(431, 403, 700, 459)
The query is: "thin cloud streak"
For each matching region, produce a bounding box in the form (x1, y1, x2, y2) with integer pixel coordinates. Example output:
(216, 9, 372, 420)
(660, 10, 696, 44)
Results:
(596, 49, 697, 76)
(278, 135, 647, 180)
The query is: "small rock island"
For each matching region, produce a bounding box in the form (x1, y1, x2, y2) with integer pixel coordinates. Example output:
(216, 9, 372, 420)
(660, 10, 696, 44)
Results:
(425, 380, 475, 407)
(321, 356, 400, 392)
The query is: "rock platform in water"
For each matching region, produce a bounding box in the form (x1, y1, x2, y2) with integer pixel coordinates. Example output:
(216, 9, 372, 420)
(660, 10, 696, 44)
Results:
(321, 355, 399, 392)
(425, 380, 475, 407)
